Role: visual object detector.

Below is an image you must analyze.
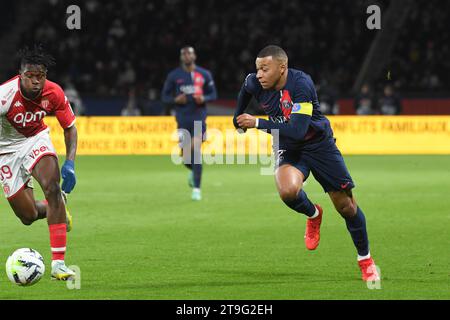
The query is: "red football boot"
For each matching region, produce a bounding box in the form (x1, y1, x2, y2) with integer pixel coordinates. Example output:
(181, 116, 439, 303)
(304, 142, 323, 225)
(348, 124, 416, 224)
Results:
(358, 257, 380, 281)
(304, 204, 323, 250)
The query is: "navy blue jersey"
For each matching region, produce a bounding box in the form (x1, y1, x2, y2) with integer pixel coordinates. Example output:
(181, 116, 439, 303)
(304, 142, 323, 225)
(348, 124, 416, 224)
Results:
(161, 66, 217, 123)
(241, 68, 333, 150)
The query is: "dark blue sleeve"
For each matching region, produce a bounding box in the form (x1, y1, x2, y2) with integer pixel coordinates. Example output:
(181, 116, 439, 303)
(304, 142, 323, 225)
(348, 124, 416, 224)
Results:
(243, 73, 260, 95)
(161, 72, 175, 104)
(258, 114, 311, 140)
(234, 84, 253, 117)
(257, 73, 313, 140)
(234, 74, 258, 116)
(203, 70, 217, 102)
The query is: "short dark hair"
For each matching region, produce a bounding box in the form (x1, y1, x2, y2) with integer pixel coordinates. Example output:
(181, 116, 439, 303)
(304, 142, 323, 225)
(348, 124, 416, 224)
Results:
(257, 45, 288, 64)
(18, 45, 55, 70)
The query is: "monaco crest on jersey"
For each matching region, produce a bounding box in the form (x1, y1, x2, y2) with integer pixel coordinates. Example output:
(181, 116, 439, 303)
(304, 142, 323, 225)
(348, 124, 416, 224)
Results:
(41, 99, 49, 109)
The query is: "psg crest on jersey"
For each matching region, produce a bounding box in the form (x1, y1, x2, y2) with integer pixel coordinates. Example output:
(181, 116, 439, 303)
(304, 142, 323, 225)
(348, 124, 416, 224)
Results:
(281, 99, 292, 109)
(280, 90, 293, 119)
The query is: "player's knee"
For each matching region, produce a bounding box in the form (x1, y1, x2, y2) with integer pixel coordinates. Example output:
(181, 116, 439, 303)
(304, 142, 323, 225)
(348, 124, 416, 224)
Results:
(279, 185, 301, 203)
(336, 200, 357, 218)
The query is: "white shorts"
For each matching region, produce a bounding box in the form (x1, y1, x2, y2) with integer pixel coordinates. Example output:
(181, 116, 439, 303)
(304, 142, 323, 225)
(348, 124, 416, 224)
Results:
(0, 132, 57, 199)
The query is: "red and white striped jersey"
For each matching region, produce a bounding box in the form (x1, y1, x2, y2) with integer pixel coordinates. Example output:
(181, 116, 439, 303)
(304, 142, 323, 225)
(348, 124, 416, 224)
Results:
(0, 76, 76, 153)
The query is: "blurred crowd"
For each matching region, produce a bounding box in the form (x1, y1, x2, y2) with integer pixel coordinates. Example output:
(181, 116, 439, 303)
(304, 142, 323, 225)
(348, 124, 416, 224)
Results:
(353, 84, 402, 115)
(16, 0, 383, 97)
(0, 3, 17, 35)
(2, 0, 448, 115)
(382, 0, 450, 92)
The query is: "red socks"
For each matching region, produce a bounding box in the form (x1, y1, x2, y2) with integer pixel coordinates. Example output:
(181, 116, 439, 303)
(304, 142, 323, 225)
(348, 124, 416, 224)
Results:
(49, 223, 66, 261)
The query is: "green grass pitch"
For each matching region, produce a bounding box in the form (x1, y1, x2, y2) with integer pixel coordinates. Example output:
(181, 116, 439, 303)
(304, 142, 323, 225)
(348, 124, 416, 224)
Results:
(0, 155, 449, 299)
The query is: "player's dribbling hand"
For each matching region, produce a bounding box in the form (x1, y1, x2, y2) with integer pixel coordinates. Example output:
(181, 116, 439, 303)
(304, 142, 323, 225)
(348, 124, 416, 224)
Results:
(236, 113, 256, 130)
(61, 160, 76, 194)
(174, 93, 187, 104)
(233, 115, 247, 133)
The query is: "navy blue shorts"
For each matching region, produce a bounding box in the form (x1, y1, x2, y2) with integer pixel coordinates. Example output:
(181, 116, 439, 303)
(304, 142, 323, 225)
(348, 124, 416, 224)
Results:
(177, 119, 207, 147)
(276, 138, 355, 193)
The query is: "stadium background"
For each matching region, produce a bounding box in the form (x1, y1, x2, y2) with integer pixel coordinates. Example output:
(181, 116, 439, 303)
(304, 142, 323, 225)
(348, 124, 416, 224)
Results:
(0, 0, 449, 300)
(2, 0, 449, 156)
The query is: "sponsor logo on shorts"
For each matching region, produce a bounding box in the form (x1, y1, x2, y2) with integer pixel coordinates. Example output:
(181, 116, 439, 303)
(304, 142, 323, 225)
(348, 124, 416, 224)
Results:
(341, 182, 351, 189)
(13, 110, 47, 127)
(3, 183, 10, 195)
(28, 145, 49, 160)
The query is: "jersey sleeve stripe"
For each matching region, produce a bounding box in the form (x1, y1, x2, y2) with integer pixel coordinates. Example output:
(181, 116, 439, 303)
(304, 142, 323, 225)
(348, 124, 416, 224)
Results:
(65, 118, 76, 129)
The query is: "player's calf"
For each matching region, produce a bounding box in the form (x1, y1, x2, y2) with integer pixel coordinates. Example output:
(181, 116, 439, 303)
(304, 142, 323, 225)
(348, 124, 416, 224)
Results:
(9, 192, 45, 226)
(18, 215, 36, 226)
(329, 191, 371, 261)
(41, 181, 66, 222)
(42, 180, 62, 203)
(279, 188, 316, 218)
(14, 207, 38, 225)
(275, 165, 315, 217)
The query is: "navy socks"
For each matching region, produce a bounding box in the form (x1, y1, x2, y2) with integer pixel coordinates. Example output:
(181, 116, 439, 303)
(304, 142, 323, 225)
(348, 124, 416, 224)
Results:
(345, 206, 370, 257)
(184, 147, 202, 189)
(283, 190, 316, 217)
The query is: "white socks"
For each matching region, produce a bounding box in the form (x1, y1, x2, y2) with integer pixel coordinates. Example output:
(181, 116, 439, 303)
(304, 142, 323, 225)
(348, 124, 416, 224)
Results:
(357, 252, 371, 261)
(307, 206, 319, 219)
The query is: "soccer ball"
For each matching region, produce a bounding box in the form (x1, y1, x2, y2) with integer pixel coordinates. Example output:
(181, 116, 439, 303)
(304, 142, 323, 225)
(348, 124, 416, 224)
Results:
(5, 248, 45, 286)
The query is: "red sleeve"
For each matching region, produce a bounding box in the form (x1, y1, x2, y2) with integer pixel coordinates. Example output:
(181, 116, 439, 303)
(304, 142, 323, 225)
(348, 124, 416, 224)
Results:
(52, 84, 76, 129)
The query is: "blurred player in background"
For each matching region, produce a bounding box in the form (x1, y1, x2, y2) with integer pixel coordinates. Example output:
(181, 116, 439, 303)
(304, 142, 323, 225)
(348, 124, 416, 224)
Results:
(161, 46, 217, 200)
(234, 45, 379, 282)
(0, 46, 77, 280)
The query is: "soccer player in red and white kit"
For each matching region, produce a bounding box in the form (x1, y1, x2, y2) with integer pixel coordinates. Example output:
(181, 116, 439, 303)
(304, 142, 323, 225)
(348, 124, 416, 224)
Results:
(0, 46, 77, 280)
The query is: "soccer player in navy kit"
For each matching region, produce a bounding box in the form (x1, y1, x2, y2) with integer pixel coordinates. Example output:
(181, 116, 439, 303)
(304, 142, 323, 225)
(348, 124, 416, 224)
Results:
(234, 45, 379, 282)
(162, 47, 217, 200)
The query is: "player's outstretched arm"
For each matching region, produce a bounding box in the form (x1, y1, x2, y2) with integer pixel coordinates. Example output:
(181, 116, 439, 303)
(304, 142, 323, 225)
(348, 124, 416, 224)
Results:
(257, 113, 311, 140)
(61, 125, 78, 194)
